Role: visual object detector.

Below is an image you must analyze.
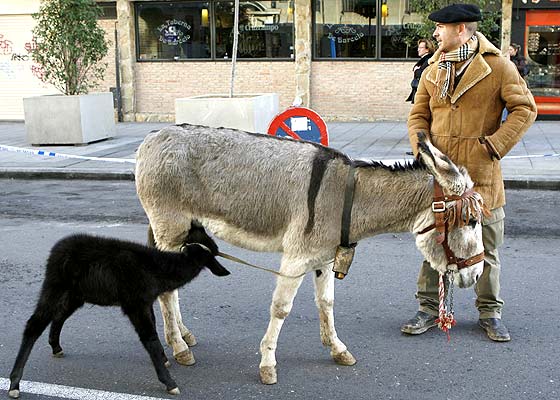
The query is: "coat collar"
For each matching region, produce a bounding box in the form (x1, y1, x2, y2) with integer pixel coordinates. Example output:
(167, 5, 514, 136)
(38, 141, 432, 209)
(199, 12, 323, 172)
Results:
(425, 32, 503, 103)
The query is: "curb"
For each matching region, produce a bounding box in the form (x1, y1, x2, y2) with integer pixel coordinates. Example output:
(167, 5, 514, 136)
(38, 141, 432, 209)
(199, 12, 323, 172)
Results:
(0, 168, 134, 181)
(504, 178, 560, 191)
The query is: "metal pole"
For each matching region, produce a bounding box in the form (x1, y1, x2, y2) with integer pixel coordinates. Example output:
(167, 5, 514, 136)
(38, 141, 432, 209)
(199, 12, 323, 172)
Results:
(229, 0, 240, 98)
(114, 22, 123, 122)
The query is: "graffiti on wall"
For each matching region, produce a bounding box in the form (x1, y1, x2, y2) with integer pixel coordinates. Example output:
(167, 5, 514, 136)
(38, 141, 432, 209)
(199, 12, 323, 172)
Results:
(0, 32, 46, 85)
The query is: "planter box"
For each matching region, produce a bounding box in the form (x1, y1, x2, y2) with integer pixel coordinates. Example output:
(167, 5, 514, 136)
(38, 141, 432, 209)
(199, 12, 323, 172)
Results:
(24, 92, 116, 145)
(175, 93, 279, 134)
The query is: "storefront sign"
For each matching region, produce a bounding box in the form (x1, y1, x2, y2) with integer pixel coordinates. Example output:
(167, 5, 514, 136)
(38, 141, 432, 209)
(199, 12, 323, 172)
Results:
(267, 107, 329, 146)
(327, 25, 364, 44)
(157, 19, 191, 45)
(239, 24, 279, 32)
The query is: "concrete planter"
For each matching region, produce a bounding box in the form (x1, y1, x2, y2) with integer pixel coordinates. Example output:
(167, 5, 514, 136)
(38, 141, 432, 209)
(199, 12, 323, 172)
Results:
(175, 93, 279, 134)
(24, 92, 116, 145)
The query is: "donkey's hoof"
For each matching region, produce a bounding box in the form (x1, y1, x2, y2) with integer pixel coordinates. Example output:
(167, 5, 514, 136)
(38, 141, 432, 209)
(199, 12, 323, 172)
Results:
(259, 366, 277, 385)
(333, 350, 356, 366)
(174, 349, 196, 366)
(182, 331, 197, 347)
(167, 387, 180, 395)
(8, 389, 20, 399)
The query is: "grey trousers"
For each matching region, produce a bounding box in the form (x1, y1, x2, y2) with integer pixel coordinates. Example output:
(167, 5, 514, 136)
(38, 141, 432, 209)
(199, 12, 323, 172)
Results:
(417, 207, 505, 319)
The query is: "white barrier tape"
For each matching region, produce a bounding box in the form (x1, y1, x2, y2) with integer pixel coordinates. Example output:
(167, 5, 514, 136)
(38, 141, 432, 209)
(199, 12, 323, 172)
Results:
(503, 153, 560, 159)
(0, 144, 136, 164)
(1, 143, 559, 165)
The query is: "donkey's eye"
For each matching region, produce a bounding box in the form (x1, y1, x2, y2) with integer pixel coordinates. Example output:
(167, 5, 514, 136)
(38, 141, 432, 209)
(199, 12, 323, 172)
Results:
(468, 219, 478, 228)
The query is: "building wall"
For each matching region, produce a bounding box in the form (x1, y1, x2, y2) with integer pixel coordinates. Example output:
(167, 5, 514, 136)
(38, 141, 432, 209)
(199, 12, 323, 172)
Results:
(97, 19, 118, 95)
(0, 0, 418, 122)
(311, 61, 414, 121)
(134, 61, 297, 120)
(127, 60, 414, 122)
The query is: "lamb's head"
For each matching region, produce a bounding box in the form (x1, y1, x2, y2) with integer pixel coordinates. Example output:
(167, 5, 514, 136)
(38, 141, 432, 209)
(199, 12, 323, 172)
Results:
(181, 244, 230, 276)
(414, 133, 486, 288)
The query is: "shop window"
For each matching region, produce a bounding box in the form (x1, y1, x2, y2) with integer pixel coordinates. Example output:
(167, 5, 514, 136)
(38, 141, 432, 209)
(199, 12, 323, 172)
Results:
(137, 1, 211, 60)
(97, 2, 117, 20)
(380, 0, 424, 58)
(314, 0, 377, 58)
(313, 0, 423, 59)
(135, 1, 293, 61)
(525, 13, 560, 98)
(215, 1, 294, 59)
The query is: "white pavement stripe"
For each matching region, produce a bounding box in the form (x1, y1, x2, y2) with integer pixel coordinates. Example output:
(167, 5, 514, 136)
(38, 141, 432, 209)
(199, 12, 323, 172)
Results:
(0, 378, 169, 400)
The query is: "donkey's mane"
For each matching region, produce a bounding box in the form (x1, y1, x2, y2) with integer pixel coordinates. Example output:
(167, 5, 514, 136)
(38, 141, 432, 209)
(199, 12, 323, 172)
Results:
(352, 158, 426, 172)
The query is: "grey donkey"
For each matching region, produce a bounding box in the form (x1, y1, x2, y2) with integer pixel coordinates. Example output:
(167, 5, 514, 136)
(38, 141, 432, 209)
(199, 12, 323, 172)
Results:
(135, 124, 486, 385)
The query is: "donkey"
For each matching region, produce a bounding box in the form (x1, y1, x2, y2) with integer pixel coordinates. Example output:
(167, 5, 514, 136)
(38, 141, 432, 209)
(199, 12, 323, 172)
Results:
(135, 124, 486, 385)
(8, 234, 229, 398)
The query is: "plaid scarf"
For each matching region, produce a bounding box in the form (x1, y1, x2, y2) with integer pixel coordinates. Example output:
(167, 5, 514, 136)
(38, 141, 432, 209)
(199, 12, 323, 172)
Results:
(434, 35, 478, 100)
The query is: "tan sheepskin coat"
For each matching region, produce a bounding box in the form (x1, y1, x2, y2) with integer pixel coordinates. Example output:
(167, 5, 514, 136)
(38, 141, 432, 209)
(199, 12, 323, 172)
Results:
(408, 32, 537, 209)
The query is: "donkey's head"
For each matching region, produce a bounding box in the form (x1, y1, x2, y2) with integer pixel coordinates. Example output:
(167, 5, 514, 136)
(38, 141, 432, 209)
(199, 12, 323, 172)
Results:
(413, 132, 486, 288)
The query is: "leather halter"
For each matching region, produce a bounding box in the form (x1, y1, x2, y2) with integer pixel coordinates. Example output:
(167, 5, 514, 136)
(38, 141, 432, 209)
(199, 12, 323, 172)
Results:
(340, 163, 356, 249)
(416, 181, 485, 270)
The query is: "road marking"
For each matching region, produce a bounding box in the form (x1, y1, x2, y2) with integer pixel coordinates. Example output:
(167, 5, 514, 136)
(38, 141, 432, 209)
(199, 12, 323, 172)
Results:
(0, 378, 169, 400)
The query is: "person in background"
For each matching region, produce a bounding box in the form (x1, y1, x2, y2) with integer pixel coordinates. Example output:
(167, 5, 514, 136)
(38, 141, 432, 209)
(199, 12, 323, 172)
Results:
(502, 43, 530, 121)
(508, 43, 529, 79)
(406, 39, 435, 103)
(403, 4, 537, 342)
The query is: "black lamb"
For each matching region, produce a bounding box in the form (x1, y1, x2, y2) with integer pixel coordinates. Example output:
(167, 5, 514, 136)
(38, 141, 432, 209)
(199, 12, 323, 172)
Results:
(8, 233, 230, 398)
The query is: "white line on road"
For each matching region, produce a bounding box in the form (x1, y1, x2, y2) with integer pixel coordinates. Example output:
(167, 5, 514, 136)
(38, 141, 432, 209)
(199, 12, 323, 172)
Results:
(0, 378, 169, 400)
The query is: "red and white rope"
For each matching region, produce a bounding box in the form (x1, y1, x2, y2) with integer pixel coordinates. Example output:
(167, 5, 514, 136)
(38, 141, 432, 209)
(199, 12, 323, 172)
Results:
(436, 272, 456, 341)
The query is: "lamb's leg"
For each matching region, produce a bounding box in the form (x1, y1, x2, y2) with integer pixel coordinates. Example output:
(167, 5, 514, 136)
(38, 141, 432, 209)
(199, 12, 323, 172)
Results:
(9, 303, 55, 399)
(259, 257, 306, 385)
(149, 223, 196, 364)
(48, 297, 84, 357)
(313, 267, 356, 366)
(124, 305, 180, 395)
(149, 306, 170, 367)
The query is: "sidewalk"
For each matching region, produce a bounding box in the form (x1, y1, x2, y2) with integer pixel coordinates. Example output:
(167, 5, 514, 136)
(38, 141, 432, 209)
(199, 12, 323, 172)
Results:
(0, 120, 559, 189)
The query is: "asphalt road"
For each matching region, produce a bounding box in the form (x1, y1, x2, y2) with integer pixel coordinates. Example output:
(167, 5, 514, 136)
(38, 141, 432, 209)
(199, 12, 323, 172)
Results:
(0, 179, 558, 400)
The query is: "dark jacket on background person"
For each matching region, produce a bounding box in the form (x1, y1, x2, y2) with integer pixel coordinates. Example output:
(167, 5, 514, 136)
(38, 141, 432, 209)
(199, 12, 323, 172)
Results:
(511, 53, 529, 78)
(408, 32, 537, 210)
(406, 53, 432, 103)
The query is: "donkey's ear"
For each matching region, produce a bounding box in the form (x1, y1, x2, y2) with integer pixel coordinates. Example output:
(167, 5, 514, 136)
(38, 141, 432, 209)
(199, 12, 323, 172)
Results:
(416, 132, 466, 195)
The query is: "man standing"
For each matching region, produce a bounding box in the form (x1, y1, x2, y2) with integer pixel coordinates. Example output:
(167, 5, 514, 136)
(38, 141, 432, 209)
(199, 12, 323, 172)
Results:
(403, 4, 537, 341)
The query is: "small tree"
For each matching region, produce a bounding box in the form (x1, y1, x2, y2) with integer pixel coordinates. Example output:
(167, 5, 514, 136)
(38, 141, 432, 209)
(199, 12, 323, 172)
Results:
(404, 0, 502, 50)
(32, 0, 108, 95)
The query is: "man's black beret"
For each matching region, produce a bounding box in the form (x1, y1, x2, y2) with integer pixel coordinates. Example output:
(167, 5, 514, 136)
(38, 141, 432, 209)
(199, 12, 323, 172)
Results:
(428, 3, 482, 23)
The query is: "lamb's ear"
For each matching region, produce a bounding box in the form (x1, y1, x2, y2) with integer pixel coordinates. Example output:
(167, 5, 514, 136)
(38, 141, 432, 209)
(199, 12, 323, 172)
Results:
(416, 132, 466, 196)
(206, 257, 230, 277)
(181, 243, 230, 276)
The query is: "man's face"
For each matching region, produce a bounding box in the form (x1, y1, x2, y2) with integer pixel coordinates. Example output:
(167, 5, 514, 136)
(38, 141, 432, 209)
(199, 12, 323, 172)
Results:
(432, 23, 462, 52)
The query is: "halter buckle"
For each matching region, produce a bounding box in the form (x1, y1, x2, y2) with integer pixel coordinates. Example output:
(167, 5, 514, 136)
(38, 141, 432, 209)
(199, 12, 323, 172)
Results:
(432, 200, 446, 212)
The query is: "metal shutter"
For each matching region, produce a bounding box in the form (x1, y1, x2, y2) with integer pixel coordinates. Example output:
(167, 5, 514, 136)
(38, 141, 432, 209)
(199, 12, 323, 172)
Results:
(0, 14, 58, 120)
